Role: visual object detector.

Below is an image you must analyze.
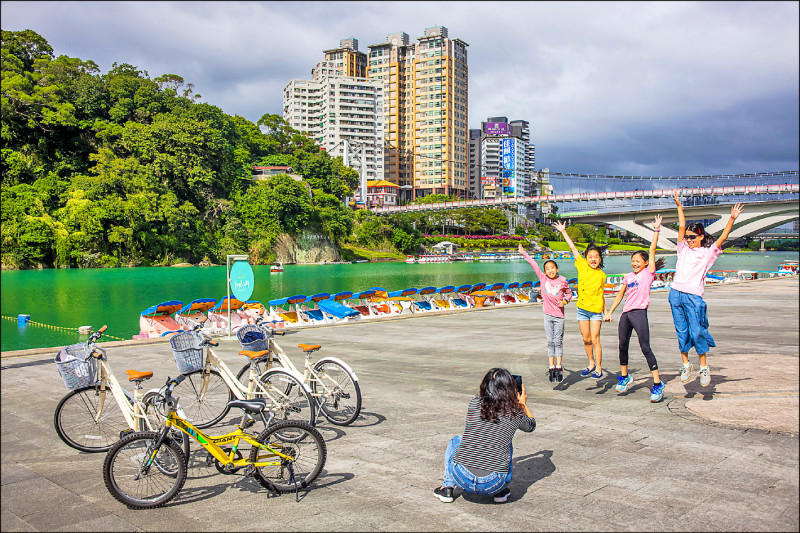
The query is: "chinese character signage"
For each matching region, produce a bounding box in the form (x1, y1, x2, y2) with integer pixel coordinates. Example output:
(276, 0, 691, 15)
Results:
(501, 139, 516, 196)
(485, 122, 508, 135)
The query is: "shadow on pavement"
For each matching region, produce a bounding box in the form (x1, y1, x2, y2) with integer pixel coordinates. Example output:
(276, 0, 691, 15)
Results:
(347, 410, 386, 428)
(459, 450, 556, 505)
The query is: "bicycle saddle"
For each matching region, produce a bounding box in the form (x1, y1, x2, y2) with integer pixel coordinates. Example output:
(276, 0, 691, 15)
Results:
(226, 398, 267, 414)
(125, 370, 153, 381)
(239, 350, 269, 360)
(298, 344, 321, 352)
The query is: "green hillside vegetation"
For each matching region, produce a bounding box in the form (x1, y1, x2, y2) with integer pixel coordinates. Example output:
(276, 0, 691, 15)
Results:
(1, 29, 359, 268)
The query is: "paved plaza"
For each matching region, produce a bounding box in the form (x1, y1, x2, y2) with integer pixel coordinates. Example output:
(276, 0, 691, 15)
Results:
(1, 277, 798, 531)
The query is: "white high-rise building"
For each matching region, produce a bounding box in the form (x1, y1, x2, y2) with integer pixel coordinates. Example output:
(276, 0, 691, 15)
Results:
(283, 42, 384, 182)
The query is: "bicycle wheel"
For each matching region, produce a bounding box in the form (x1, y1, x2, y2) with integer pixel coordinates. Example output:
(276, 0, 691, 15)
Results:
(103, 431, 186, 509)
(249, 420, 326, 493)
(54, 386, 131, 452)
(171, 369, 232, 428)
(256, 369, 315, 426)
(313, 360, 362, 426)
(141, 391, 191, 465)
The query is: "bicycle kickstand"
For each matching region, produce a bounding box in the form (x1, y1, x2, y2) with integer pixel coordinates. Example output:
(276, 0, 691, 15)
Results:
(287, 463, 300, 502)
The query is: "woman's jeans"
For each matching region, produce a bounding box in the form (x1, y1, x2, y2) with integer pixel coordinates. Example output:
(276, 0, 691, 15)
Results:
(442, 435, 513, 495)
(668, 288, 716, 355)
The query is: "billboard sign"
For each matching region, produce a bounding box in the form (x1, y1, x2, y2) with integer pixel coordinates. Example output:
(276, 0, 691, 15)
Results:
(485, 122, 508, 135)
(501, 139, 516, 196)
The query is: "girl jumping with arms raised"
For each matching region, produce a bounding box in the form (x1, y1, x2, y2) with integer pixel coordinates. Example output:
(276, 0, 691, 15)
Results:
(553, 221, 607, 380)
(670, 191, 744, 386)
(603, 215, 667, 402)
(518, 243, 573, 383)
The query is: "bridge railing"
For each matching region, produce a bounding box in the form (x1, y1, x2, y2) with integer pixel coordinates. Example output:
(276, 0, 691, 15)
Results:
(371, 183, 799, 214)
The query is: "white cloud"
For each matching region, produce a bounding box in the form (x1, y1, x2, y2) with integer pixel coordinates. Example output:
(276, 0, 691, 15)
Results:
(1, 0, 797, 174)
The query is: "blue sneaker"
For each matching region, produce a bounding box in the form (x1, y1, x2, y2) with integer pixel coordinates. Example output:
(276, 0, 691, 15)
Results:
(590, 370, 603, 380)
(615, 374, 633, 392)
(650, 382, 665, 402)
(580, 366, 595, 377)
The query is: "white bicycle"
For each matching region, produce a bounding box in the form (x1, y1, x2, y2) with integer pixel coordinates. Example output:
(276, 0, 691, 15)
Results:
(237, 315, 362, 426)
(53, 325, 189, 459)
(169, 322, 315, 429)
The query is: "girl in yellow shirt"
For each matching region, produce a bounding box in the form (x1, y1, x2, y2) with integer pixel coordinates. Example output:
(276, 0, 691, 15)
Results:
(553, 221, 607, 379)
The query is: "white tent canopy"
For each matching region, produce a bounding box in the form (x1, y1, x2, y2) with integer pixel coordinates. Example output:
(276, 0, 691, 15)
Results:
(431, 241, 459, 254)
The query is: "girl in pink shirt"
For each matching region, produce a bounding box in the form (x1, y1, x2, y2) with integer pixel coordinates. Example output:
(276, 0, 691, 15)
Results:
(669, 192, 744, 387)
(604, 216, 667, 402)
(518, 243, 573, 383)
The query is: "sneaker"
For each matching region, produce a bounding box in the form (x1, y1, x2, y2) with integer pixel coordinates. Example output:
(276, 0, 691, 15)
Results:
(699, 366, 711, 387)
(650, 382, 665, 402)
(556, 367, 564, 382)
(548, 367, 555, 383)
(615, 374, 633, 393)
(590, 369, 603, 380)
(492, 487, 511, 503)
(580, 366, 595, 377)
(434, 486, 454, 503)
(680, 362, 693, 383)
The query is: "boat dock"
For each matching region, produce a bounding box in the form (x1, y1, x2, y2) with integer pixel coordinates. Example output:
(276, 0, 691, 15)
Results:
(1, 277, 798, 531)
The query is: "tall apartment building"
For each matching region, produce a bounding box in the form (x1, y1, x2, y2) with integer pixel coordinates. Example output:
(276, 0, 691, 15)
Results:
(283, 39, 384, 182)
(469, 117, 543, 219)
(367, 26, 469, 199)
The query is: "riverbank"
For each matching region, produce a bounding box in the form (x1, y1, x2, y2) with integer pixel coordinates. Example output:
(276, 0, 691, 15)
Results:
(1, 276, 797, 531)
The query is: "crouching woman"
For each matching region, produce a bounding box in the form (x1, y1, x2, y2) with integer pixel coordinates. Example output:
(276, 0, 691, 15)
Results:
(434, 367, 536, 504)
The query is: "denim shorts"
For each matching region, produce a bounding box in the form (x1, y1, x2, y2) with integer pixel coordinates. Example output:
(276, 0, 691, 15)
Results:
(576, 306, 603, 321)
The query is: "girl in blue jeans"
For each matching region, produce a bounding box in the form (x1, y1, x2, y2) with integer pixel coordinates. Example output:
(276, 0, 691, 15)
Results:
(434, 368, 535, 504)
(669, 192, 743, 386)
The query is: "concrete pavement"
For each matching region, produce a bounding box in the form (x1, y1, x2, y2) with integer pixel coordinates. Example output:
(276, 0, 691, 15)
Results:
(2, 277, 798, 531)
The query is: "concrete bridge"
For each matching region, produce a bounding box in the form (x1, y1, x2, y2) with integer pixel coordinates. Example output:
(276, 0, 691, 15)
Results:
(565, 199, 799, 251)
(371, 182, 798, 216)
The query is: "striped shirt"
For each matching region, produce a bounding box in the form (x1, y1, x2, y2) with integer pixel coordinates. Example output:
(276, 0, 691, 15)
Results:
(452, 397, 536, 474)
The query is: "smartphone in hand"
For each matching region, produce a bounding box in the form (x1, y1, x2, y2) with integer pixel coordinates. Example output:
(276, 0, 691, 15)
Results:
(512, 374, 523, 393)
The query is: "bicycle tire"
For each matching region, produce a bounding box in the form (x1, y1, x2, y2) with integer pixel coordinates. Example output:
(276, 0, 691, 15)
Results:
(249, 420, 326, 493)
(256, 369, 315, 426)
(103, 431, 186, 509)
(171, 368, 232, 429)
(141, 391, 191, 465)
(54, 386, 131, 453)
(313, 360, 362, 426)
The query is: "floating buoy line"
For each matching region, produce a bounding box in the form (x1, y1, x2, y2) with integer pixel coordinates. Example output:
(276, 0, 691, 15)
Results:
(1, 315, 126, 341)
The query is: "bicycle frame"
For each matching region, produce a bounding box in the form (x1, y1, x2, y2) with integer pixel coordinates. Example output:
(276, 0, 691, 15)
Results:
(91, 348, 161, 431)
(194, 342, 311, 408)
(163, 409, 292, 469)
(267, 338, 358, 418)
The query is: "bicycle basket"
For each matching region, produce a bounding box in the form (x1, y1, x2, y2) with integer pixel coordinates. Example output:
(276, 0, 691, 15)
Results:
(169, 331, 204, 374)
(236, 324, 268, 352)
(54, 343, 98, 390)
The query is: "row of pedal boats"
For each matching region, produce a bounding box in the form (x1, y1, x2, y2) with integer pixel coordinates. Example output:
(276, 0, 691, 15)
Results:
(133, 265, 797, 339)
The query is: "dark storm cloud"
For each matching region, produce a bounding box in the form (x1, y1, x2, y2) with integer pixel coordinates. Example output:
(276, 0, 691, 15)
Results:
(1, 1, 797, 175)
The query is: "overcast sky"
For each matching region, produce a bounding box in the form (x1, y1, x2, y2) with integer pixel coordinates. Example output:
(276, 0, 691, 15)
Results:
(2, 1, 798, 176)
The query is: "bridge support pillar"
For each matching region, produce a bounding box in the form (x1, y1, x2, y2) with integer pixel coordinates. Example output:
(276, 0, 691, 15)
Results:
(607, 219, 679, 251)
(760, 238, 766, 252)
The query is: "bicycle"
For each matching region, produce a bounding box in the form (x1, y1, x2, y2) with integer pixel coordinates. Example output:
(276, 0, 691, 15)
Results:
(103, 375, 326, 509)
(169, 321, 315, 429)
(237, 315, 362, 426)
(53, 325, 190, 460)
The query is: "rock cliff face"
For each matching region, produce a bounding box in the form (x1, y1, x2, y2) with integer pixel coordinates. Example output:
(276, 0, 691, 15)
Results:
(274, 231, 341, 264)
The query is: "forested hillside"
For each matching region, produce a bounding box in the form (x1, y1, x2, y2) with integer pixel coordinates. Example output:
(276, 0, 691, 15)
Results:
(1, 29, 358, 268)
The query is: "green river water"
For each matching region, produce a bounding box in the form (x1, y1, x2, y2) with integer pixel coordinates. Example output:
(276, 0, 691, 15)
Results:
(2, 251, 797, 352)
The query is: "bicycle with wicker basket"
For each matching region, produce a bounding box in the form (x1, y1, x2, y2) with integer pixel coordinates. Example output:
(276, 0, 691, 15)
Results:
(53, 325, 189, 459)
(168, 320, 315, 429)
(236, 314, 362, 426)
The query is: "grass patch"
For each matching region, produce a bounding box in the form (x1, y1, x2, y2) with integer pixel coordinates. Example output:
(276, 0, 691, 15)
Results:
(340, 244, 405, 261)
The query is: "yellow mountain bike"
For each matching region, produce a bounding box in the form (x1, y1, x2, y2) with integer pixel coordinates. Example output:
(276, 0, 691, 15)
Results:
(103, 375, 326, 509)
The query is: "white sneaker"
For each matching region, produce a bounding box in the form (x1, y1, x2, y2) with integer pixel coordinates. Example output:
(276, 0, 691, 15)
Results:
(680, 362, 693, 383)
(699, 366, 711, 386)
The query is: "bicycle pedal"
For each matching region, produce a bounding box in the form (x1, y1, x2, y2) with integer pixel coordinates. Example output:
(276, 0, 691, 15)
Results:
(119, 429, 135, 439)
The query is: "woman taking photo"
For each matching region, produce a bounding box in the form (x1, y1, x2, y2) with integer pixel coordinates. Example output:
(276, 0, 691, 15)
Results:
(434, 368, 536, 504)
